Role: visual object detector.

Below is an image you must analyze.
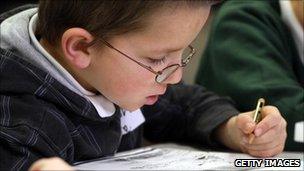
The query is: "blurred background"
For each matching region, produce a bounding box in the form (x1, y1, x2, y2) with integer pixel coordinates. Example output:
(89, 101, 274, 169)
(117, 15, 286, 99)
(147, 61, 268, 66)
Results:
(183, 18, 213, 84)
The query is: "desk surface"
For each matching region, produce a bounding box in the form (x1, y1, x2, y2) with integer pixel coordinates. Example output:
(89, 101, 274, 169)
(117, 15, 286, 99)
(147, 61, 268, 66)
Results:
(75, 143, 304, 170)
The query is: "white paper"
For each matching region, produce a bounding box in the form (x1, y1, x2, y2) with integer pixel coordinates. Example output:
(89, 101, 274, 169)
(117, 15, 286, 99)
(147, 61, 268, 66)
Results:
(75, 147, 234, 170)
(74, 145, 304, 170)
(294, 121, 304, 142)
(75, 145, 304, 170)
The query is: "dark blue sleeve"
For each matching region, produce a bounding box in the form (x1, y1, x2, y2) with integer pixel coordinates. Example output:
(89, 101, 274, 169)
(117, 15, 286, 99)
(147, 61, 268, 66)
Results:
(142, 83, 239, 147)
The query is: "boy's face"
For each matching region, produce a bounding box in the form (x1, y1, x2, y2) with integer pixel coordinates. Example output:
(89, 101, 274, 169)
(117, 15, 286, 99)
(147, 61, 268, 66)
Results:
(86, 6, 210, 111)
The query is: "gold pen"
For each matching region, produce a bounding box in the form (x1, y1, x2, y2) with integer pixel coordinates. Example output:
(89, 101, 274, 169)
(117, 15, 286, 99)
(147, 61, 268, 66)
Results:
(249, 98, 265, 144)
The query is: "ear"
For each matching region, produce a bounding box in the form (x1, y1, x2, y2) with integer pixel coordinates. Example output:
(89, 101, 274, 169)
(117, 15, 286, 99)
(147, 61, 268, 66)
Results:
(61, 28, 94, 69)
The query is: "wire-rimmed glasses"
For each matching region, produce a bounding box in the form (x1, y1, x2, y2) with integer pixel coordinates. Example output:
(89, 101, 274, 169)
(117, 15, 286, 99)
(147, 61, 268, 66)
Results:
(97, 38, 196, 83)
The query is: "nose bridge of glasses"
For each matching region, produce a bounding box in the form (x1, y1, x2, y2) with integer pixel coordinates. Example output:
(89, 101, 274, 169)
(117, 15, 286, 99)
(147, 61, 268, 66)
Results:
(157, 64, 182, 84)
(155, 45, 195, 83)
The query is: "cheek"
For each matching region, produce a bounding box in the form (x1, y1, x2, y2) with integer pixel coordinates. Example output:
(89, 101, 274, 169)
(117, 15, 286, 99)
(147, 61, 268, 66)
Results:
(111, 67, 153, 97)
(88, 47, 158, 110)
(92, 57, 155, 107)
(105, 69, 155, 110)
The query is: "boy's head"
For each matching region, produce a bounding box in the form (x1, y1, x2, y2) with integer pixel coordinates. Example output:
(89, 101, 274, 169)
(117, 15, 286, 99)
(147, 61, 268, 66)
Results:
(36, 0, 215, 111)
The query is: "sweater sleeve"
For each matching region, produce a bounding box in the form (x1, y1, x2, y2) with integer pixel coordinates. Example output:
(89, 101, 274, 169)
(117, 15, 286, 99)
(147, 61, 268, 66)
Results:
(0, 96, 74, 170)
(142, 83, 238, 147)
(0, 125, 48, 170)
(195, 1, 304, 150)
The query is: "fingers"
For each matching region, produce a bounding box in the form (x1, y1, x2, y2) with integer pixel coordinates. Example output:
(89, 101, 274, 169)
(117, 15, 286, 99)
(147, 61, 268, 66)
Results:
(251, 119, 287, 144)
(235, 106, 287, 157)
(227, 105, 286, 158)
(236, 112, 256, 134)
(246, 142, 285, 157)
(242, 124, 287, 151)
(254, 106, 282, 137)
(29, 157, 74, 171)
(240, 117, 287, 157)
(29, 158, 46, 171)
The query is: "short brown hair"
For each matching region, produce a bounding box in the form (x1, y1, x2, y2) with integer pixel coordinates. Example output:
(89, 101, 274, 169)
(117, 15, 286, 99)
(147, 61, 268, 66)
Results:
(36, 0, 217, 46)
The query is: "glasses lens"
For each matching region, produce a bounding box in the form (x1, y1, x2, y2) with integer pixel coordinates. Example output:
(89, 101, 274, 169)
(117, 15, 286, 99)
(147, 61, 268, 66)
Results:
(156, 64, 179, 83)
(181, 46, 193, 65)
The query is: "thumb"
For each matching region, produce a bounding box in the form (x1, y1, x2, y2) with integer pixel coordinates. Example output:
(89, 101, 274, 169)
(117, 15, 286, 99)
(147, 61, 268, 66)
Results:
(236, 112, 256, 134)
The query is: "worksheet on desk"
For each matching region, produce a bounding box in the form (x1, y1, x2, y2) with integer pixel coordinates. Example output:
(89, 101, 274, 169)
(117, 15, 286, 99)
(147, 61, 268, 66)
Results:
(74, 147, 253, 170)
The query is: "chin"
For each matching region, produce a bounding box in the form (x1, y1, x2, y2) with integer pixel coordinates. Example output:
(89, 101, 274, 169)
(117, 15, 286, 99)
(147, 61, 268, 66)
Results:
(120, 103, 143, 112)
(124, 107, 142, 112)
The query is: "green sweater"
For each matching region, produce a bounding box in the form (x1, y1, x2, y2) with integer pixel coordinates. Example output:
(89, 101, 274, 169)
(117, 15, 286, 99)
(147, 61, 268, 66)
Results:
(196, 0, 304, 151)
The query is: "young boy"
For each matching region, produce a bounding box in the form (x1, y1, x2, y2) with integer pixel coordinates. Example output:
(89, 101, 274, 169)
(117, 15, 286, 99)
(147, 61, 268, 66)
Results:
(0, 1, 286, 170)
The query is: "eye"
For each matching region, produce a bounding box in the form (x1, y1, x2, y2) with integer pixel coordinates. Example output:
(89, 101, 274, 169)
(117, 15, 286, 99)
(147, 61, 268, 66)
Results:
(147, 56, 167, 66)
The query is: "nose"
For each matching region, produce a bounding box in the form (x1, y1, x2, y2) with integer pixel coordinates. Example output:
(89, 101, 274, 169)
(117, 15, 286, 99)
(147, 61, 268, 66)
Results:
(162, 67, 183, 85)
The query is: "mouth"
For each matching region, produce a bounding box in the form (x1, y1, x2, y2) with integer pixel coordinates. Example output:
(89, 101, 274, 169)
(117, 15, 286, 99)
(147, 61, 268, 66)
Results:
(145, 87, 166, 105)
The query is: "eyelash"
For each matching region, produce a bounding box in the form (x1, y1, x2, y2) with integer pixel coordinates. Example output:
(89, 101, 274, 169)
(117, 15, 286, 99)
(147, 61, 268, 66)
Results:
(147, 56, 167, 66)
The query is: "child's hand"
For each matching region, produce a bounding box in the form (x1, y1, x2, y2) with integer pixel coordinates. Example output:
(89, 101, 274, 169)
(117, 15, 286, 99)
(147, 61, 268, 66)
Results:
(29, 157, 74, 171)
(217, 106, 287, 157)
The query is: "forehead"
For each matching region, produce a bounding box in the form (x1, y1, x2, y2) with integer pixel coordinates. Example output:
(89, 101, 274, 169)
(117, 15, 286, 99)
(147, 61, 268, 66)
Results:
(121, 6, 210, 53)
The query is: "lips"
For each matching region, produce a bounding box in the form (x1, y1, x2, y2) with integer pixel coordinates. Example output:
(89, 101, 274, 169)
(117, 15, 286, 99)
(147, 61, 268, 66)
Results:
(145, 88, 166, 105)
(145, 95, 159, 105)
